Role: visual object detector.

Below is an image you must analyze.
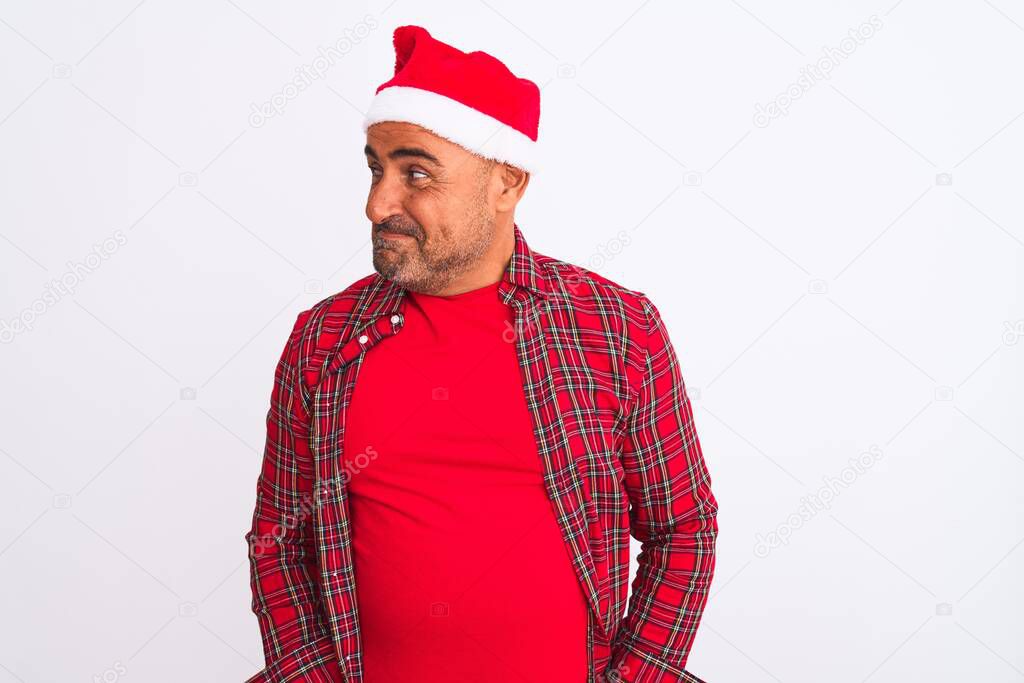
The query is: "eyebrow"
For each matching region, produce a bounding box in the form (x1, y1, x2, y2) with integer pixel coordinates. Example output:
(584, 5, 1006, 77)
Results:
(364, 144, 441, 166)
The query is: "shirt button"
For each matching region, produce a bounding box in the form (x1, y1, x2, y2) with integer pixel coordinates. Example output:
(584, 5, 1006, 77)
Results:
(357, 334, 369, 344)
(390, 314, 401, 325)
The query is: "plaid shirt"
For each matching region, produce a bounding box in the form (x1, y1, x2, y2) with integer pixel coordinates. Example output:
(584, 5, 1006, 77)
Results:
(245, 223, 718, 683)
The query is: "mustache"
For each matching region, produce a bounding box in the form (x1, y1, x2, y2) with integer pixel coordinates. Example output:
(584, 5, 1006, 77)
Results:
(374, 219, 421, 239)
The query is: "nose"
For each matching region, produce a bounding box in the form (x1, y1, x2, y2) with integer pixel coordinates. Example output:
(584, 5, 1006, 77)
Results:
(366, 171, 404, 225)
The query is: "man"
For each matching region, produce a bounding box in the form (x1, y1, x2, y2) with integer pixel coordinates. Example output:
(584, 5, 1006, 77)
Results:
(245, 25, 718, 683)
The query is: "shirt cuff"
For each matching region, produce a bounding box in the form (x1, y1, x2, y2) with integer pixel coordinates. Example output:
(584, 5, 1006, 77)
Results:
(607, 640, 707, 683)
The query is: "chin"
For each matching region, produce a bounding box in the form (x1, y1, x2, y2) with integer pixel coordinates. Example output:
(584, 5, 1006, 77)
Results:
(373, 249, 408, 278)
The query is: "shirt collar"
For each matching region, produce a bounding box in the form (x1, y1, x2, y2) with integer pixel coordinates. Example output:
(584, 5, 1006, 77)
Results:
(501, 222, 550, 301)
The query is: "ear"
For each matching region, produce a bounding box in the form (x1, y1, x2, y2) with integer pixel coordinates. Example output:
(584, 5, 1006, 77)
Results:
(494, 163, 530, 213)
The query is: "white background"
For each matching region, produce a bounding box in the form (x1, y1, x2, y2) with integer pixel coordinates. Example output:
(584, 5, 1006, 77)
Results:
(1, 1, 1022, 681)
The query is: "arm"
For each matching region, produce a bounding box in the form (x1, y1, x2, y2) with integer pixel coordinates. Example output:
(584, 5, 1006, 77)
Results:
(608, 296, 718, 682)
(244, 311, 344, 683)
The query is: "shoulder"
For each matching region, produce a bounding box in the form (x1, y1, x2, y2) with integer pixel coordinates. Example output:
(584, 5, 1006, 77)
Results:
(282, 272, 382, 378)
(535, 252, 677, 393)
(534, 250, 652, 329)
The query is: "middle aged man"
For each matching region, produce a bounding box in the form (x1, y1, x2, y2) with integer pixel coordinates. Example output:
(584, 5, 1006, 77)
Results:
(245, 25, 718, 683)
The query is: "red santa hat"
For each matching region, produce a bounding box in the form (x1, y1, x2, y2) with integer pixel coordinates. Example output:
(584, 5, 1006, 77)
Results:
(362, 25, 541, 174)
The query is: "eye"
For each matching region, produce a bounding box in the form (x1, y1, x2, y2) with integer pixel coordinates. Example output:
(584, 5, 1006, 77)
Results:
(409, 169, 429, 181)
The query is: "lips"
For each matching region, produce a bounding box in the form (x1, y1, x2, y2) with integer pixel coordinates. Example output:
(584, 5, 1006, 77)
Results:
(376, 229, 415, 240)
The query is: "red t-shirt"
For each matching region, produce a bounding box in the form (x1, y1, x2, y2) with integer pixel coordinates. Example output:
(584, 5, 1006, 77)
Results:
(344, 278, 589, 681)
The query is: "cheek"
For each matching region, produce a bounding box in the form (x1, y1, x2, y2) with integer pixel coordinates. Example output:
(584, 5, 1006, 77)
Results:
(404, 196, 441, 230)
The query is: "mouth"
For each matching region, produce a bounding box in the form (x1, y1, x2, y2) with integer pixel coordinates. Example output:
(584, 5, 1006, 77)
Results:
(378, 231, 414, 238)
(374, 229, 417, 245)
(373, 230, 416, 252)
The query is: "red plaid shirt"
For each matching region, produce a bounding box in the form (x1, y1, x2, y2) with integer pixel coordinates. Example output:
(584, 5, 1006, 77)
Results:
(245, 223, 718, 683)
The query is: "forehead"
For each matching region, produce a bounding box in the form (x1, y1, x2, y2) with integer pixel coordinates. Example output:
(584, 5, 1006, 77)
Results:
(365, 121, 471, 165)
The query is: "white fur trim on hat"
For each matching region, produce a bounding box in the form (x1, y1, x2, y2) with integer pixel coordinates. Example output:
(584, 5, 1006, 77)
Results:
(362, 86, 540, 174)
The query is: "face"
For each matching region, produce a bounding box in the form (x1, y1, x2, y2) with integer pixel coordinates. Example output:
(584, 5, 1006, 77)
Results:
(365, 121, 499, 294)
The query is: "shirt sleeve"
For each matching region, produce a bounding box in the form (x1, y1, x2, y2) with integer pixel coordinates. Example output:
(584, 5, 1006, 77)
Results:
(243, 310, 344, 683)
(608, 295, 719, 682)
